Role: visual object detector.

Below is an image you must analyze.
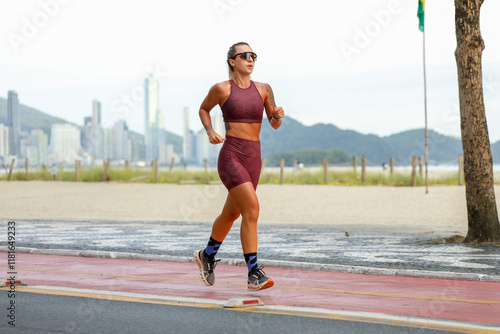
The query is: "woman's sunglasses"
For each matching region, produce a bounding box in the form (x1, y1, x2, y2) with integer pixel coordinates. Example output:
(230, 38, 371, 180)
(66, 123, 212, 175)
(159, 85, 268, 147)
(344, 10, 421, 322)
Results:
(231, 52, 257, 61)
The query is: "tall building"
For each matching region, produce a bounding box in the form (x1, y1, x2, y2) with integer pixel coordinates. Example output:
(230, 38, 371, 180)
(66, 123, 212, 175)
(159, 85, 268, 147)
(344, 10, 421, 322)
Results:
(82, 123, 93, 155)
(195, 111, 224, 165)
(160, 144, 178, 166)
(49, 124, 81, 164)
(84, 116, 92, 126)
(144, 74, 160, 161)
(30, 129, 48, 166)
(130, 135, 145, 161)
(195, 128, 209, 165)
(210, 112, 224, 162)
(25, 146, 39, 165)
(182, 107, 198, 163)
(112, 120, 129, 160)
(0, 124, 9, 158)
(92, 100, 101, 126)
(103, 128, 113, 160)
(157, 109, 167, 163)
(183, 107, 194, 163)
(82, 101, 104, 160)
(7, 91, 20, 156)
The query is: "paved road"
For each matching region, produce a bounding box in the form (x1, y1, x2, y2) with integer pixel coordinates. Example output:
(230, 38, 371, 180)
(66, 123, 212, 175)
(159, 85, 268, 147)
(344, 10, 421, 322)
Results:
(1, 292, 463, 334)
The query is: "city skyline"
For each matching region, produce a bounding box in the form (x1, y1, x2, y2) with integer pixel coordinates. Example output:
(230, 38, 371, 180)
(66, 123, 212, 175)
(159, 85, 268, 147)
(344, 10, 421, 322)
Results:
(0, 84, 221, 166)
(3, 87, 500, 168)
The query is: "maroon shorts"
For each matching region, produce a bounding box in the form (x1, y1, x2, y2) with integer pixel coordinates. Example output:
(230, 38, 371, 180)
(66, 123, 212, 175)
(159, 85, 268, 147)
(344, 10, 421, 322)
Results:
(217, 136, 262, 191)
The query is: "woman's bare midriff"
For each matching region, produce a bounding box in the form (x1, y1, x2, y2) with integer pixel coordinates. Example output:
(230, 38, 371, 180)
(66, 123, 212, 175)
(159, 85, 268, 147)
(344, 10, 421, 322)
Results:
(225, 122, 262, 141)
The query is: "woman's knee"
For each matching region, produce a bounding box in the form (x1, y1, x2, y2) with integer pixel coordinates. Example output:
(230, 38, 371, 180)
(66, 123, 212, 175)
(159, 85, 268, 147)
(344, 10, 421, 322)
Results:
(241, 207, 259, 223)
(222, 210, 241, 222)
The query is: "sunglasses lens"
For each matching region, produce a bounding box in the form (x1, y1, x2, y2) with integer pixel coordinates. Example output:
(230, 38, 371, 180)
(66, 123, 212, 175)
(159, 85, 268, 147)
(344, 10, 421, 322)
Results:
(241, 52, 256, 61)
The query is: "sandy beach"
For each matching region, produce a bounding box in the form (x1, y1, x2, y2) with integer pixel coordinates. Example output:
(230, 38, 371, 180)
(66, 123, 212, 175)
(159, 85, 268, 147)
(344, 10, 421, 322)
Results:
(1, 181, 488, 235)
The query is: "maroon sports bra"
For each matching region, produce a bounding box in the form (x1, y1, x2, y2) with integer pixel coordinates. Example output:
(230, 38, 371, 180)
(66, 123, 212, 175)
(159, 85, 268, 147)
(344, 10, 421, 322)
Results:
(221, 80, 264, 123)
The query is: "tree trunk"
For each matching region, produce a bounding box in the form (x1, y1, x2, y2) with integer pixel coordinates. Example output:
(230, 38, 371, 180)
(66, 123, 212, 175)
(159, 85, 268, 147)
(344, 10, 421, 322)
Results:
(455, 0, 500, 242)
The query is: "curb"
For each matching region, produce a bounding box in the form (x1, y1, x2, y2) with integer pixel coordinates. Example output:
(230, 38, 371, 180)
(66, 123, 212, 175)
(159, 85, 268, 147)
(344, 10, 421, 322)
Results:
(3, 246, 500, 283)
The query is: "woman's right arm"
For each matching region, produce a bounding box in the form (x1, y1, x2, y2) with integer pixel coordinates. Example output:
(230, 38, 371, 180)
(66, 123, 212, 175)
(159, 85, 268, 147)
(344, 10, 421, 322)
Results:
(199, 83, 226, 144)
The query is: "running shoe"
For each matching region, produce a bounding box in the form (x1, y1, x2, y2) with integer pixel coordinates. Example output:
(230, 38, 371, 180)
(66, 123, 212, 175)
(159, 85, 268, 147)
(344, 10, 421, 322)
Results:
(194, 250, 219, 286)
(247, 266, 274, 291)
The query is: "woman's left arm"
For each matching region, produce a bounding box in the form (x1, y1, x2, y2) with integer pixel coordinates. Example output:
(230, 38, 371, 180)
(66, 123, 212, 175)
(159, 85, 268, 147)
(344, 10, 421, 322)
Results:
(262, 83, 284, 130)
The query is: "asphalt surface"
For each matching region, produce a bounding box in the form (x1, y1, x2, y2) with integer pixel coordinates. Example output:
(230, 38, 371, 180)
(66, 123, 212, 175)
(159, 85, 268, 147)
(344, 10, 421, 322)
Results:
(0, 292, 463, 334)
(9, 219, 500, 280)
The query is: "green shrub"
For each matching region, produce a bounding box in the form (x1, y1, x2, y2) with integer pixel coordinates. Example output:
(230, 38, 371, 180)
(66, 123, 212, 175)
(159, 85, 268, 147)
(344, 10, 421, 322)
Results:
(0, 166, 474, 186)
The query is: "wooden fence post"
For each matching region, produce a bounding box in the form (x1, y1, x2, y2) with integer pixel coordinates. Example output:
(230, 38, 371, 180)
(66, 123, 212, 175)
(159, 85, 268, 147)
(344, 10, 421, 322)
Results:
(25, 158, 29, 181)
(389, 157, 394, 175)
(125, 160, 129, 169)
(458, 154, 464, 185)
(75, 160, 80, 181)
(204, 158, 208, 172)
(418, 156, 423, 178)
(353, 156, 357, 173)
(7, 158, 15, 181)
(154, 158, 159, 183)
(279, 159, 285, 185)
(361, 155, 366, 183)
(169, 157, 175, 172)
(411, 156, 417, 187)
(293, 160, 297, 173)
(322, 159, 328, 184)
(103, 159, 110, 182)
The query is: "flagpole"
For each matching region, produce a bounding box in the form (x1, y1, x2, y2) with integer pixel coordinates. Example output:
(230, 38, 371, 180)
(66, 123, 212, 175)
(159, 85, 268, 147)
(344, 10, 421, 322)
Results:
(423, 28, 429, 194)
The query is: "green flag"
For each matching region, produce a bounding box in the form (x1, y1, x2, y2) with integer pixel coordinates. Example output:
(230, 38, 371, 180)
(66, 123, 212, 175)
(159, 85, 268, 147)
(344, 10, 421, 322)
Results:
(417, 0, 425, 32)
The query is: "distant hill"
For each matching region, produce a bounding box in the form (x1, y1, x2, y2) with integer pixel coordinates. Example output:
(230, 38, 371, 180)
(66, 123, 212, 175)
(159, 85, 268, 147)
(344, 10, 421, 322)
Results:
(0, 97, 182, 153)
(0, 97, 74, 136)
(384, 129, 463, 165)
(261, 117, 400, 164)
(261, 117, 500, 165)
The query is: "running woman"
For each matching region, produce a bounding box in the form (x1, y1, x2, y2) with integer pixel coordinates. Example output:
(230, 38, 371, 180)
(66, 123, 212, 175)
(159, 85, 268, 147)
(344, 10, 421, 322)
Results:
(194, 42, 285, 291)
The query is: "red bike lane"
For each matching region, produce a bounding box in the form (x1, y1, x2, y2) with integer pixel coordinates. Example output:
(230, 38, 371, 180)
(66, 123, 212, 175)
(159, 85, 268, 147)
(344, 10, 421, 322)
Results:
(3, 253, 500, 329)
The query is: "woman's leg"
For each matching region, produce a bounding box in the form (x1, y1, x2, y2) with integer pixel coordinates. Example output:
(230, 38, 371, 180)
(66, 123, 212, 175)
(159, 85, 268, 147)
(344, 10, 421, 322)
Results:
(194, 192, 241, 286)
(228, 182, 259, 253)
(210, 192, 241, 242)
(229, 181, 273, 290)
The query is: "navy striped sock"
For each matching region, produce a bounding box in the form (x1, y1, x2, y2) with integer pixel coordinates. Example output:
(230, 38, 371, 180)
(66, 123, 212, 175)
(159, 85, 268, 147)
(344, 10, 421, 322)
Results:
(244, 252, 258, 273)
(203, 237, 222, 259)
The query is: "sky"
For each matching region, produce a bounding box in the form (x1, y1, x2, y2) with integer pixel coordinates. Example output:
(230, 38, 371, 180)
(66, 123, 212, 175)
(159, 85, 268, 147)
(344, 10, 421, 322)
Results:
(1, 0, 499, 141)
